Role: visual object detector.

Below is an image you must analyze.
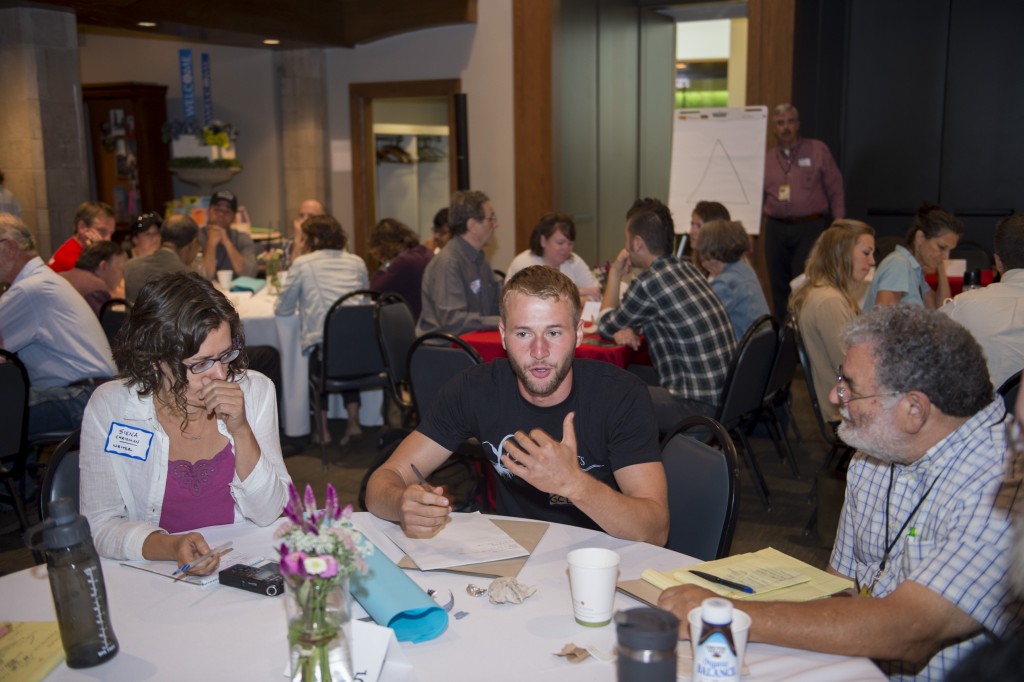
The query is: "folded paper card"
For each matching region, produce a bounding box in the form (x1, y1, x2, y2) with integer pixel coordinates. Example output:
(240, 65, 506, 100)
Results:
(229, 276, 265, 293)
(350, 542, 448, 643)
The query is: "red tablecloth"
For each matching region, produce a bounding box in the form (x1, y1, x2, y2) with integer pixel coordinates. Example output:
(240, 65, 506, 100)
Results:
(924, 269, 994, 297)
(460, 330, 648, 368)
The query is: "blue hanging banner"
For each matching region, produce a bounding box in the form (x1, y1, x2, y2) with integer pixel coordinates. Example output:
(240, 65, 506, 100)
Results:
(179, 49, 197, 122)
(201, 53, 213, 126)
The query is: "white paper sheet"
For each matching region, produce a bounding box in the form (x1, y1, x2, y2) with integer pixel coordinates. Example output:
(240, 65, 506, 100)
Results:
(379, 512, 528, 571)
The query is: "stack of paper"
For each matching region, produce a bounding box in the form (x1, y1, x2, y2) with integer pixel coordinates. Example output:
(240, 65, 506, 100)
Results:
(641, 547, 853, 602)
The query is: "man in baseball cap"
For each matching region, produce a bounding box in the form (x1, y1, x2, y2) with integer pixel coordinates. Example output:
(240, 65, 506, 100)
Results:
(200, 189, 257, 278)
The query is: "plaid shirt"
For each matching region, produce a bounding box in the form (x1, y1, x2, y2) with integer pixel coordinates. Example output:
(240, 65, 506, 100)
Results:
(598, 255, 735, 403)
(831, 399, 1024, 681)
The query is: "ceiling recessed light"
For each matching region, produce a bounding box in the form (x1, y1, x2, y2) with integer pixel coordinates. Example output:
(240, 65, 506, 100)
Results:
(137, 21, 157, 28)
(263, 39, 280, 45)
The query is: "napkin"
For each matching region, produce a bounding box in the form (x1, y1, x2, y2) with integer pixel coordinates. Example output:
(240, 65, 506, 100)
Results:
(230, 276, 265, 293)
(350, 542, 449, 643)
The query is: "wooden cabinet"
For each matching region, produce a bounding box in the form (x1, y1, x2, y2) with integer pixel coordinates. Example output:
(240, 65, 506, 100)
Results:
(83, 83, 172, 230)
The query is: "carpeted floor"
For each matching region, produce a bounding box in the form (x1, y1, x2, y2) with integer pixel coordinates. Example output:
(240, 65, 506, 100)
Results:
(0, 367, 838, 576)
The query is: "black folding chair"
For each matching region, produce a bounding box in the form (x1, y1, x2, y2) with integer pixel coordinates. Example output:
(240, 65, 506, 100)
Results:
(998, 369, 1022, 414)
(374, 293, 418, 428)
(98, 297, 131, 346)
(660, 416, 740, 560)
(309, 290, 388, 468)
(0, 349, 33, 536)
(713, 315, 779, 509)
(38, 430, 81, 520)
(757, 320, 801, 477)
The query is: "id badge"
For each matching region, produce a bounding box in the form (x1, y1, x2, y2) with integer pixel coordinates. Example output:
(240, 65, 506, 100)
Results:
(778, 184, 792, 202)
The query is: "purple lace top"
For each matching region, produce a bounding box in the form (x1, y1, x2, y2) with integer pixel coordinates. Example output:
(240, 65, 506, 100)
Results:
(159, 442, 236, 533)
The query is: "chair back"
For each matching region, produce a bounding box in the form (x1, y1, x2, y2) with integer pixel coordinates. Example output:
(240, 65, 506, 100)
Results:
(39, 430, 81, 519)
(321, 289, 384, 380)
(764, 320, 798, 406)
(98, 298, 130, 346)
(793, 320, 844, 448)
(716, 315, 778, 428)
(998, 369, 1022, 414)
(660, 416, 739, 560)
(407, 332, 482, 417)
(0, 349, 29, 465)
(950, 240, 993, 272)
(375, 293, 417, 402)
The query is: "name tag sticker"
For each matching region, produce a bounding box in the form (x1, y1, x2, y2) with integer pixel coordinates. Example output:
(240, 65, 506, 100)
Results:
(798, 157, 812, 167)
(104, 423, 154, 461)
(778, 184, 791, 202)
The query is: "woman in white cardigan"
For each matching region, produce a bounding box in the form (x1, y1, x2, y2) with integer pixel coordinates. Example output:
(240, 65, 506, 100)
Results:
(80, 272, 291, 570)
(275, 214, 369, 446)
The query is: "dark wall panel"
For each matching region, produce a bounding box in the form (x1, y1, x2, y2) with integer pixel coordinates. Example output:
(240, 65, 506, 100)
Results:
(940, 0, 1024, 246)
(842, 0, 949, 235)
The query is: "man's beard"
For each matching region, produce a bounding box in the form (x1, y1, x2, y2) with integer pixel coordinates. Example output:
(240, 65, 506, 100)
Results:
(837, 406, 914, 465)
(507, 352, 573, 399)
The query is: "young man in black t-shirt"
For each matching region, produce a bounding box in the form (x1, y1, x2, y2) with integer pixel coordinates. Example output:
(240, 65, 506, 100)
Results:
(366, 266, 668, 544)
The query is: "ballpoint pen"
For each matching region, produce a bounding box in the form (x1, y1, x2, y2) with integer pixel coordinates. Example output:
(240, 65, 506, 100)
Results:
(173, 542, 233, 578)
(689, 569, 755, 594)
(410, 464, 433, 492)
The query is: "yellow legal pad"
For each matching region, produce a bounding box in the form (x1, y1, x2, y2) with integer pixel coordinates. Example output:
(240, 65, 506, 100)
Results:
(0, 621, 65, 682)
(641, 547, 853, 602)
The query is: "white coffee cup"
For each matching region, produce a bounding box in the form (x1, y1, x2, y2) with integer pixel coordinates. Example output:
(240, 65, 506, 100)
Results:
(687, 605, 752, 670)
(216, 270, 233, 289)
(567, 548, 620, 627)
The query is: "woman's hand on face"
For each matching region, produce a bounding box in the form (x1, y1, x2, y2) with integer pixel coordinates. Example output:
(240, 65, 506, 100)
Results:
(197, 379, 250, 436)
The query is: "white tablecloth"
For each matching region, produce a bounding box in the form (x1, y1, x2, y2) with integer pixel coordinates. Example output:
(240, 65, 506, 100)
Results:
(3, 513, 886, 681)
(230, 288, 383, 437)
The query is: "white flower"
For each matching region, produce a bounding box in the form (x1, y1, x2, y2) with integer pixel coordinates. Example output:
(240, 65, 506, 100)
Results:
(303, 556, 328, 576)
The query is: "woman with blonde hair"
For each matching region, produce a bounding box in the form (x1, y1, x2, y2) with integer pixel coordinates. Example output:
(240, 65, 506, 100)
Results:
(789, 219, 876, 421)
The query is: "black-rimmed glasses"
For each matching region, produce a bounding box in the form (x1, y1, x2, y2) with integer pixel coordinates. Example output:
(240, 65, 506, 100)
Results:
(183, 343, 241, 374)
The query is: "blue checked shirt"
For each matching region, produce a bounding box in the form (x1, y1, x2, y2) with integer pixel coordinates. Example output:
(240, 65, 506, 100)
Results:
(598, 255, 735, 404)
(830, 398, 1024, 681)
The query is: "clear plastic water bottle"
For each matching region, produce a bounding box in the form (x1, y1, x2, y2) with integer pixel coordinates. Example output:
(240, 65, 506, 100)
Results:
(694, 598, 738, 682)
(24, 497, 119, 668)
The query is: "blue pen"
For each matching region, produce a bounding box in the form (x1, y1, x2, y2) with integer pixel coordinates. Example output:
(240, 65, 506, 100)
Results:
(689, 569, 756, 594)
(173, 541, 233, 577)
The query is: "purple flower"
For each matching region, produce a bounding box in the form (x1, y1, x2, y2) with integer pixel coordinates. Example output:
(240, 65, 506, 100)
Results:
(303, 484, 317, 516)
(280, 551, 308, 577)
(325, 484, 339, 520)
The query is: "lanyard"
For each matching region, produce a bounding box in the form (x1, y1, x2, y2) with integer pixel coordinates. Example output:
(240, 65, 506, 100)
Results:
(859, 463, 941, 596)
(775, 139, 802, 177)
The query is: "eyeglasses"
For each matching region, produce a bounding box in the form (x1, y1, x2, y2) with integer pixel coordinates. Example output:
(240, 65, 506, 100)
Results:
(183, 343, 241, 374)
(483, 214, 498, 224)
(835, 365, 901, 407)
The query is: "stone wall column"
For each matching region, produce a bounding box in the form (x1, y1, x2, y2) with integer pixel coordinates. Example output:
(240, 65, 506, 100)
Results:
(275, 49, 330, 236)
(0, 7, 89, 257)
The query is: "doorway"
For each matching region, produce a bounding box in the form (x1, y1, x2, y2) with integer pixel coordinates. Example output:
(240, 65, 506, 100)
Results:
(349, 79, 462, 258)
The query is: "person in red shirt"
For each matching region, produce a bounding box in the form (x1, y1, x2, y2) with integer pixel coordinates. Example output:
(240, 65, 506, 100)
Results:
(762, 104, 845, 318)
(48, 201, 116, 273)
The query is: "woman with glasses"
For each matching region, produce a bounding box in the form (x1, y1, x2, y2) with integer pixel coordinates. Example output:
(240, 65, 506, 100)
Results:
(789, 219, 876, 422)
(79, 271, 291, 571)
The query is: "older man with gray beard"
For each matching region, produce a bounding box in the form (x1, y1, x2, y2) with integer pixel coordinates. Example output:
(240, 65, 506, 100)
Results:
(659, 304, 1023, 681)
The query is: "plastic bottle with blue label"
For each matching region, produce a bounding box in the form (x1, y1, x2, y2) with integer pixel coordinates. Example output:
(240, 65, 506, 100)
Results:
(694, 597, 738, 682)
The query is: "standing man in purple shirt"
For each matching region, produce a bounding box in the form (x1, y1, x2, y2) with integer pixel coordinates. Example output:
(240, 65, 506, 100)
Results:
(763, 103, 845, 317)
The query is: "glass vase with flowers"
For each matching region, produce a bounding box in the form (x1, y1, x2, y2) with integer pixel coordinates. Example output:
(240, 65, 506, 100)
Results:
(276, 484, 371, 682)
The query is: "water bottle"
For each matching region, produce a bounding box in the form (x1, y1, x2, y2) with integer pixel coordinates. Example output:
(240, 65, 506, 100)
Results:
(24, 497, 119, 668)
(694, 598, 738, 682)
(615, 607, 679, 682)
(962, 269, 982, 291)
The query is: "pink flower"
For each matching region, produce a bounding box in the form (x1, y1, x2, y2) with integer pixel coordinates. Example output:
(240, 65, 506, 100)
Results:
(280, 551, 308, 577)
